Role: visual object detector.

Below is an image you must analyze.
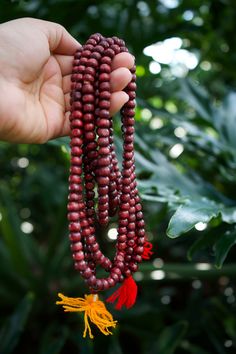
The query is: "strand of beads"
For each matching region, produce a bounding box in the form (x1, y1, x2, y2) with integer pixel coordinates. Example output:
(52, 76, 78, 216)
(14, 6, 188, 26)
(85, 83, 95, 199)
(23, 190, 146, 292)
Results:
(68, 33, 146, 293)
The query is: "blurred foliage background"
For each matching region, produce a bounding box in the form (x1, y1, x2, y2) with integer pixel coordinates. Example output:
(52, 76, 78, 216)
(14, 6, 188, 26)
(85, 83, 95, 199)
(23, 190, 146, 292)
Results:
(1, 0, 236, 353)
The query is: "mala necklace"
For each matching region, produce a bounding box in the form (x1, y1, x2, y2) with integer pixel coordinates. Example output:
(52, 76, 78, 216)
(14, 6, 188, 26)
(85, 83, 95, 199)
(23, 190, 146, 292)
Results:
(56, 33, 153, 339)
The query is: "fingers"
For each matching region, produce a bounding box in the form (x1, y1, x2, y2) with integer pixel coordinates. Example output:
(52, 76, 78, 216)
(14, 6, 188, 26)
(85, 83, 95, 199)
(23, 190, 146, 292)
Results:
(110, 91, 129, 116)
(61, 91, 129, 138)
(110, 67, 132, 92)
(62, 66, 133, 95)
(64, 91, 129, 116)
(62, 52, 134, 92)
(111, 52, 134, 71)
(63, 52, 134, 116)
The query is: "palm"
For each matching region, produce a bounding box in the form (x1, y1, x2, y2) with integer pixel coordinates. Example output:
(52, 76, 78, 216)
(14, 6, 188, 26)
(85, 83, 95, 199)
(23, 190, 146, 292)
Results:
(30, 56, 67, 142)
(7, 56, 66, 143)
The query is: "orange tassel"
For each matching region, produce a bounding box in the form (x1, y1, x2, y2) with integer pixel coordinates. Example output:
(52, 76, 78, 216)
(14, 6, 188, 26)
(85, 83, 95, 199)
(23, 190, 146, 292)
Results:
(56, 293, 117, 339)
(142, 241, 153, 260)
(106, 276, 137, 310)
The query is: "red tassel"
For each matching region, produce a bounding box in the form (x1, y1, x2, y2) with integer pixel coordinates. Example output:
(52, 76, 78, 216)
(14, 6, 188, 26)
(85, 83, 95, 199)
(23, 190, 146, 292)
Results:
(142, 241, 154, 260)
(106, 276, 137, 310)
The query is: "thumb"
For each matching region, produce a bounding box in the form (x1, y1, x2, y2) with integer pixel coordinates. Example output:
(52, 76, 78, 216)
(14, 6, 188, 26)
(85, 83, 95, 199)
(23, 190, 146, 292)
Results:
(29, 18, 81, 55)
(48, 22, 81, 55)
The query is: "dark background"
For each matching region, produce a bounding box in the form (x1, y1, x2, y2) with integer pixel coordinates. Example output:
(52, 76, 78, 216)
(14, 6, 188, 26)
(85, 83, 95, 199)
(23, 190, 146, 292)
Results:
(0, 0, 236, 353)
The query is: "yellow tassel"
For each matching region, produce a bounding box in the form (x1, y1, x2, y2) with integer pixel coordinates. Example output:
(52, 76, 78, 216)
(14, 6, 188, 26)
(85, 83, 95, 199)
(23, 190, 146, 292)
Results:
(56, 293, 117, 339)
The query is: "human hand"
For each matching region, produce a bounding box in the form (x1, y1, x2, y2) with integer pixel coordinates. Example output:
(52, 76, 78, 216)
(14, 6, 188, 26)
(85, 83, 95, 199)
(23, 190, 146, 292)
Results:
(0, 18, 134, 143)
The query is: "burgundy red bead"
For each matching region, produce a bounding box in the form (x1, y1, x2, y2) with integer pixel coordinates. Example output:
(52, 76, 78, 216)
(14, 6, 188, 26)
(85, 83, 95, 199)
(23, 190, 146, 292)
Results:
(68, 34, 146, 293)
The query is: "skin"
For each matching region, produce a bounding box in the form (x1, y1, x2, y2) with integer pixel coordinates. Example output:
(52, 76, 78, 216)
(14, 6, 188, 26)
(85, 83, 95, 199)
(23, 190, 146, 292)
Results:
(0, 18, 134, 143)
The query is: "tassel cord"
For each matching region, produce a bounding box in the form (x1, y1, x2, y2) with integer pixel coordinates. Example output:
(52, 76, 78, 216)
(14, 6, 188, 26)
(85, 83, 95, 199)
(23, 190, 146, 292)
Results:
(56, 293, 117, 339)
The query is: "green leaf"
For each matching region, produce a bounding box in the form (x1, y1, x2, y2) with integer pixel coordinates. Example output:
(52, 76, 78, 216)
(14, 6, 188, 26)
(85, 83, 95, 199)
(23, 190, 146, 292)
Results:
(181, 341, 212, 354)
(47, 137, 70, 148)
(214, 229, 236, 269)
(108, 335, 123, 354)
(179, 79, 212, 122)
(0, 185, 33, 278)
(0, 293, 34, 354)
(41, 338, 66, 354)
(187, 230, 216, 261)
(152, 321, 188, 354)
(221, 207, 236, 224)
(167, 198, 220, 238)
(214, 92, 236, 151)
(39, 325, 68, 354)
(47, 137, 70, 154)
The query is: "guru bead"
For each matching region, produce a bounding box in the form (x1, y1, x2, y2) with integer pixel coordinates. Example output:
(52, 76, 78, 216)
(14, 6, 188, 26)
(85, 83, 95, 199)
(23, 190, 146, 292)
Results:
(68, 33, 146, 293)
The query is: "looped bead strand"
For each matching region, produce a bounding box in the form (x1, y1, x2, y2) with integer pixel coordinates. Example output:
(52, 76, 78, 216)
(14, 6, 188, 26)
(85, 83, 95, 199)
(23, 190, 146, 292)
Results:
(68, 34, 147, 293)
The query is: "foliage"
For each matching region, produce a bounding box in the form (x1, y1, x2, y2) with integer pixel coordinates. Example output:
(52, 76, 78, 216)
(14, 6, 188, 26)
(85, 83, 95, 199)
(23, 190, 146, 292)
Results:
(1, 0, 236, 353)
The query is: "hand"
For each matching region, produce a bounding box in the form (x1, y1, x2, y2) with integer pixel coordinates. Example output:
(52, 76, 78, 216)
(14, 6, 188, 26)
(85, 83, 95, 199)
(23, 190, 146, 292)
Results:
(0, 18, 134, 143)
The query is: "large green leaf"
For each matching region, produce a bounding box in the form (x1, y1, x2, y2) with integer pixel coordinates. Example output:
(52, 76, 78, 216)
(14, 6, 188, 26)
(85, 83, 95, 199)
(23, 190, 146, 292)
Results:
(0, 293, 34, 354)
(214, 93, 236, 152)
(187, 230, 218, 261)
(178, 79, 212, 122)
(214, 228, 236, 269)
(167, 197, 236, 239)
(181, 341, 211, 354)
(39, 325, 68, 354)
(151, 321, 188, 354)
(167, 198, 220, 238)
(221, 207, 236, 223)
(134, 135, 227, 208)
(47, 137, 70, 157)
(0, 185, 34, 279)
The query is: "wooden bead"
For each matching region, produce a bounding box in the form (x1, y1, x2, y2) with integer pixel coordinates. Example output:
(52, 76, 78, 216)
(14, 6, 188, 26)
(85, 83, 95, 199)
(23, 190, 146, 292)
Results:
(101, 56, 112, 64)
(71, 242, 83, 251)
(73, 251, 84, 261)
(69, 232, 81, 242)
